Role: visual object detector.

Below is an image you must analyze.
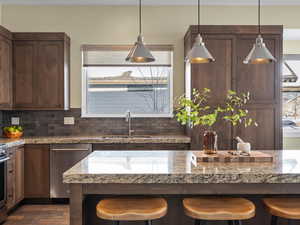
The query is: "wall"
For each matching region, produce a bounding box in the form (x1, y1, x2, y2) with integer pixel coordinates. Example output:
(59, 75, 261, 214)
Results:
(2, 5, 300, 108)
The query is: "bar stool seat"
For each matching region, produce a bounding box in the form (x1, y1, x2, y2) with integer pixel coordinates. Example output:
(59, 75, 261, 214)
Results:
(183, 197, 255, 221)
(263, 198, 300, 220)
(96, 197, 168, 221)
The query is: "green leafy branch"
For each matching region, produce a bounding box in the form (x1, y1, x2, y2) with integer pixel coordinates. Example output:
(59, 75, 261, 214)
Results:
(175, 88, 258, 128)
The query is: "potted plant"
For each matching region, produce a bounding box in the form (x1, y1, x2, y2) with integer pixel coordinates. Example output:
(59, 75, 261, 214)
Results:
(175, 88, 257, 154)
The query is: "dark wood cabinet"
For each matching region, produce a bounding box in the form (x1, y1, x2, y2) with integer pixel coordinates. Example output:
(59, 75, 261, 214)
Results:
(14, 146, 24, 204)
(13, 33, 70, 110)
(0, 26, 13, 109)
(24, 144, 50, 198)
(184, 25, 283, 150)
(13, 41, 36, 108)
(6, 146, 24, 211)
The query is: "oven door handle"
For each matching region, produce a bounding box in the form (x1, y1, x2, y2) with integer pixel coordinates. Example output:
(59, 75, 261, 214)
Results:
(0, 157, 9, 163)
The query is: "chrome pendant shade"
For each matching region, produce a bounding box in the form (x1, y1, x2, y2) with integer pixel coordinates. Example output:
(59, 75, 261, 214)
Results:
(243, 35, 276, 64)
(126, 34, 155, 63)
(243, 0, 276, 64)
(126, 0, 155, 63)
(186, 33, 215, 64)
(186, 0, 215, 64)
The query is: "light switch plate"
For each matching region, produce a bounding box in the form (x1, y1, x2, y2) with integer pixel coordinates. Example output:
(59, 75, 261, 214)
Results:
(64, 117, 75, 125)
(11, 117, 20, 125)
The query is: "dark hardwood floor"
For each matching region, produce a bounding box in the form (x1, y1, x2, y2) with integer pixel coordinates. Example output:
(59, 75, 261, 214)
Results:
(4, 205, 69, 225)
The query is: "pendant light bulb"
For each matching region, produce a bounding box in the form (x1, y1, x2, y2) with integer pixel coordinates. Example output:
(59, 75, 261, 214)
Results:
(243, 0, 276, 64)
(126, 0, 155, 63)
(186, 0, 215, 64)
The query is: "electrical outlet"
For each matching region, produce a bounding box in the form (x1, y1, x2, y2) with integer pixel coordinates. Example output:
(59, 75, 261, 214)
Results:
(11, 117, 20, 125)
(64, 117, 75, 125)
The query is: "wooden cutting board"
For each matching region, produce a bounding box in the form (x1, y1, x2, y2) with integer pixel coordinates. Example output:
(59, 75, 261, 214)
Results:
(192, 151, 273, 163)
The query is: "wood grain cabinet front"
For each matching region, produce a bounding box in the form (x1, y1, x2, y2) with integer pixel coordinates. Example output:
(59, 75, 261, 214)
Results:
(24, 144, 50, 198)
(6, 146, 24, 211)
(0, 26, 13, 109)
(13, 33, 70, 110)
(184, 25, 283, 150)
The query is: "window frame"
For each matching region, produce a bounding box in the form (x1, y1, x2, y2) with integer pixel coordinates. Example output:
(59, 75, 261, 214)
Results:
(81, 45, 174, 118)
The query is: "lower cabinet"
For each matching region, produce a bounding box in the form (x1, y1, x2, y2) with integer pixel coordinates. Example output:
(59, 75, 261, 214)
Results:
(6, 146, 24, 211)
(24, 144, 50, 198)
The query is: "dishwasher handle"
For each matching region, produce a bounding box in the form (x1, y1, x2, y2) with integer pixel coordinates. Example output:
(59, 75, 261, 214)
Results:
(51, 148, 90, 151)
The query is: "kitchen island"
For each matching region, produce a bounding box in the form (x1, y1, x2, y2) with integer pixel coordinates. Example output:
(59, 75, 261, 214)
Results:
(63, 150, 300, 225)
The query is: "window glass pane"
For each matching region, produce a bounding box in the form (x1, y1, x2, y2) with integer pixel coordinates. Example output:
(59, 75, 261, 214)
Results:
(82, 47, 173, 117)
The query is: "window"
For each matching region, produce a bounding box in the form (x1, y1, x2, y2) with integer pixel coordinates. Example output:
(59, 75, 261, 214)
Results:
(81, 45, 173, 117)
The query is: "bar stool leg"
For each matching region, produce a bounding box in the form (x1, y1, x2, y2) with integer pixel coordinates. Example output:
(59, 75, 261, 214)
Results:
(228, 221, 234, 225)
(195, 220, 206, 225)
(271, 215, 278, 225)
(113, 221, 120, 225)
(145, 220, 152, 225)
(234, 220, 242, 225)
(287, 219, 292, 225)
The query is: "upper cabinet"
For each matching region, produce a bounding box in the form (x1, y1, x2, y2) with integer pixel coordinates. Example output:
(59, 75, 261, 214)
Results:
(184, 25, 283, 150)
(13, 33, 70, 110)
(0, 26, 13, 109)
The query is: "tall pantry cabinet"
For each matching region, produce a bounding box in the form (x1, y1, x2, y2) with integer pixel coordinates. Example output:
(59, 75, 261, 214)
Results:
(184, 25, 282, 150)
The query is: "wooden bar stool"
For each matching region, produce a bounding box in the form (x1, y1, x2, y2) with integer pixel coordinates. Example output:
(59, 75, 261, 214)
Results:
(263, 198, 300, 225)
(183, 197, 255, 225)
(96, 197, 167, 225)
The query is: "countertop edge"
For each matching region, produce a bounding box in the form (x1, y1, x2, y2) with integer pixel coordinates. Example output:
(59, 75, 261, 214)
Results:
(0, 135, 191, 146)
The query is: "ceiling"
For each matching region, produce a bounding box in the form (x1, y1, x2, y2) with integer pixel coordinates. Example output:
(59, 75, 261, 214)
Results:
(1, 0, 300, 5)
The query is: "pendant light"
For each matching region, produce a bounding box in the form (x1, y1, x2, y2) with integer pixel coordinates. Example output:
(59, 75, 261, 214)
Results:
(243, 0, 276, 64)
(185, 0, 215, 64)
(126, 0, 155, 63)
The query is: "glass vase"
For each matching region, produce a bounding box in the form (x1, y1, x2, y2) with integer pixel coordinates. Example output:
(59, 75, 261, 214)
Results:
(203, 130, 218, 154)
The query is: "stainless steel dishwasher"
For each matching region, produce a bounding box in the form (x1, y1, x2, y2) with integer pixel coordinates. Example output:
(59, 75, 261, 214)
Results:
(50, 144, 92, 198)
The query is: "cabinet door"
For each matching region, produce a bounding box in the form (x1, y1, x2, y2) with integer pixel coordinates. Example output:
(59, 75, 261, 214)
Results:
(36, 41, 64, 109)
(0, 36, 12, 108)
(235, 34, 282, 149)
(13, 41, 37, 108)
(6, 148, 15, 210)
(24, 144, 50, 198)
(14, 146, 24, 204)
(236, 35, 280, 104)
(189, 35, 235, 150)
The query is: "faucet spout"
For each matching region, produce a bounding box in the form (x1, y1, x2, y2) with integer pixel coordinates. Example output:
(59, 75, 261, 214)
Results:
(125, 110, 134, 136)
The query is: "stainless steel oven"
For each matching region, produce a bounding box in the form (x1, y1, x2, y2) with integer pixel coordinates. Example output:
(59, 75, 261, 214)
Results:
(0, 144, 9, 223)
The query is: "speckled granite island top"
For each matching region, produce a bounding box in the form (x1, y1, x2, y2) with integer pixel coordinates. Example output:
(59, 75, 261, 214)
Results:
(0, 135, 190, 147)
(63, 150, 300, 184)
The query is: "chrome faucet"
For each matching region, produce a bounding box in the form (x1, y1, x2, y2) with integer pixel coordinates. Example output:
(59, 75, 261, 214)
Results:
(125, 110, 134, 136)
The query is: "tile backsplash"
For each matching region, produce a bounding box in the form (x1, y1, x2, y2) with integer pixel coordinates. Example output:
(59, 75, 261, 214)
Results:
(2, 108, 185, 137)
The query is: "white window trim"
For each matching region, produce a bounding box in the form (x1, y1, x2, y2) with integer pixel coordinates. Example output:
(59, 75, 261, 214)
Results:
(81, 50, 174, 118)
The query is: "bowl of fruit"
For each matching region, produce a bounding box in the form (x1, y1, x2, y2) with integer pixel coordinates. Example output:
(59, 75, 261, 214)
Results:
(3, 126, 23, 138)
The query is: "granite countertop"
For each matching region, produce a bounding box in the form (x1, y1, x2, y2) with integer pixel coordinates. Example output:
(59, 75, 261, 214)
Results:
(63, 150, 300, 184)
(0, 135, 190, 147)
(23, 135, 190, 144)
(0, 138, 25, 148)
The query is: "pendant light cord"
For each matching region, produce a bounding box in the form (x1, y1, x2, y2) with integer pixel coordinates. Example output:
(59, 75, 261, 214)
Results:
(198, 0, 200, 34)
(258, 0, 261, 34)
(139, 0, 142, 35)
